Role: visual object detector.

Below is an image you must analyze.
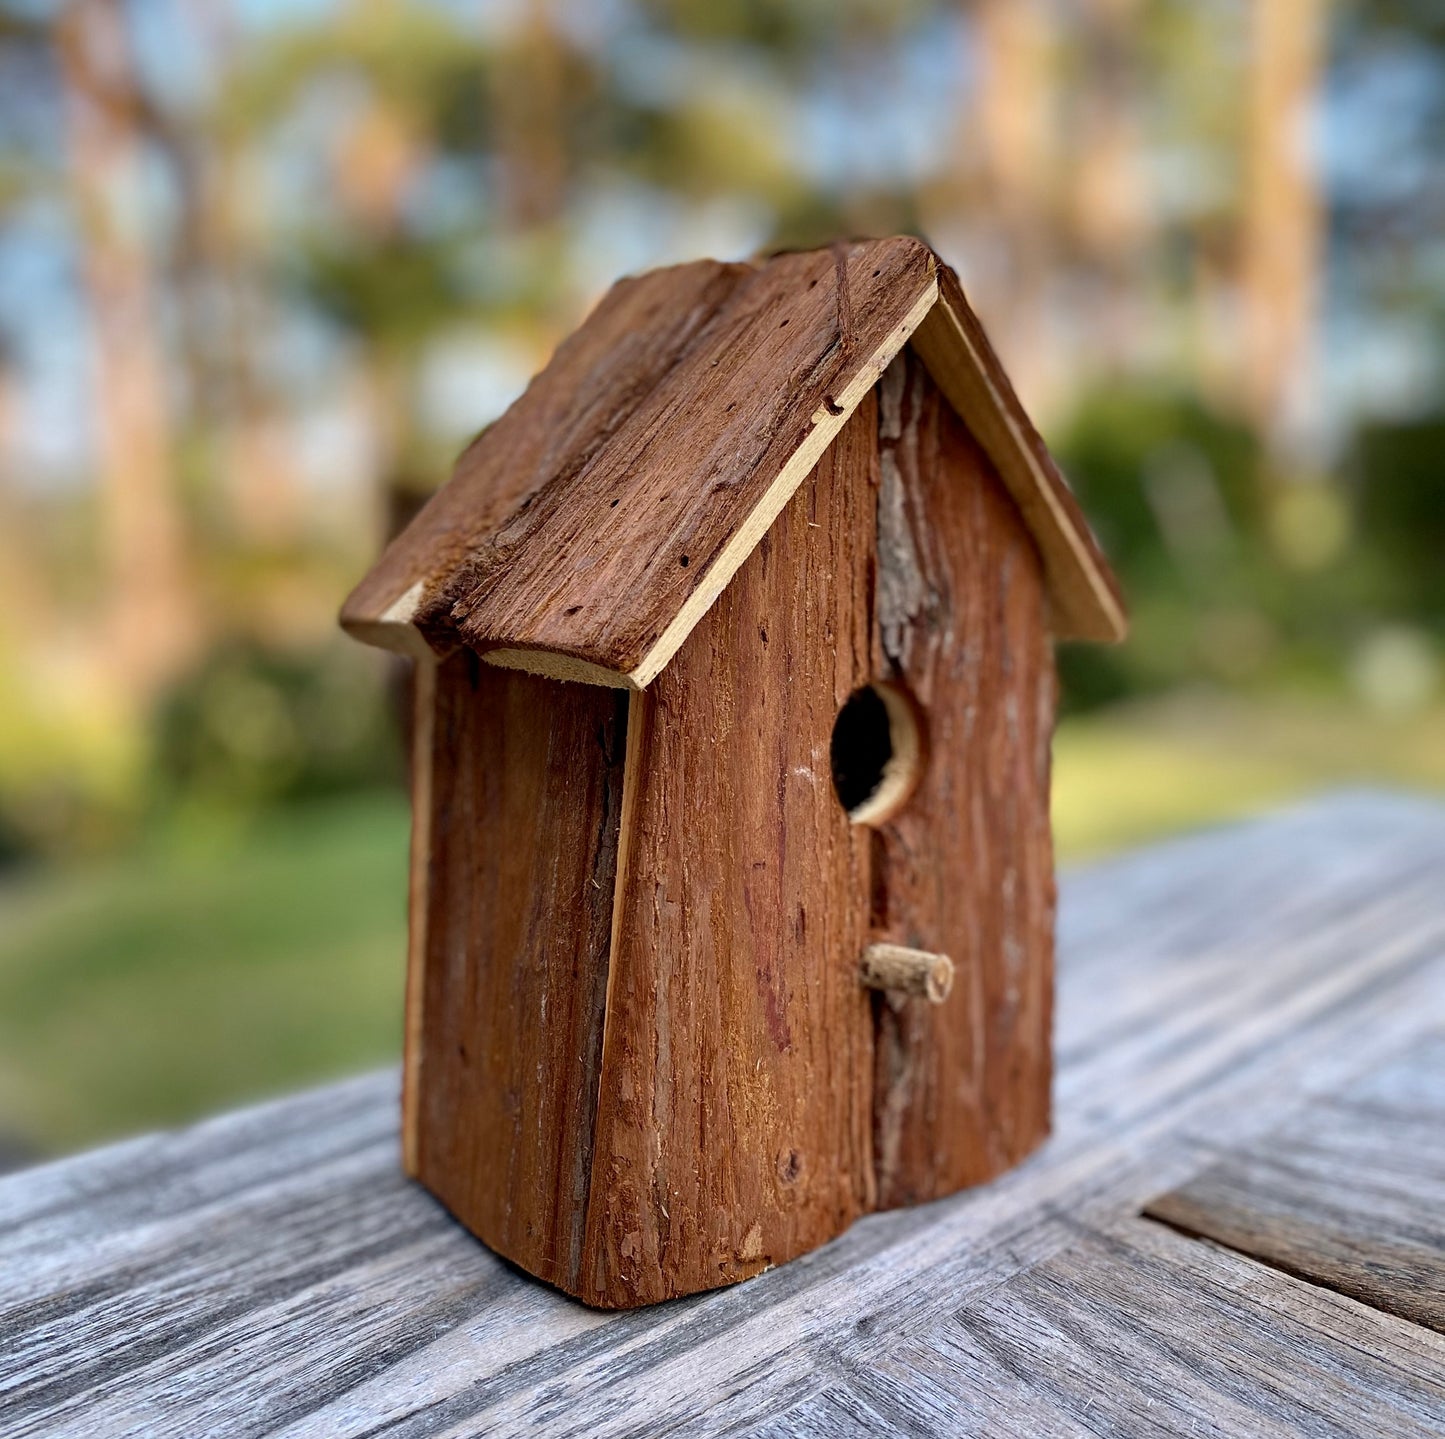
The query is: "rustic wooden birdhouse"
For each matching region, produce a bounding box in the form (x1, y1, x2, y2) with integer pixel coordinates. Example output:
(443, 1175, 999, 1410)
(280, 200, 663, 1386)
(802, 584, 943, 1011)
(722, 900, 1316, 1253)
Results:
(340, 237, 1126, 1309)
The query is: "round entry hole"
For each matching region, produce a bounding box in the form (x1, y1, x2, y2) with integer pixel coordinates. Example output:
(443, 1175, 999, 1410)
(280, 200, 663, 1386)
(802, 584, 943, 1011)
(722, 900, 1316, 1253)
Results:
(829, 683, 924, 825)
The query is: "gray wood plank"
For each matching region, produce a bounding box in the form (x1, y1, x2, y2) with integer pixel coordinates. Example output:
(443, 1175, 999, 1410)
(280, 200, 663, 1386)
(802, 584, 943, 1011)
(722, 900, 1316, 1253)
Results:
(0, 791, 1443, 1438)
(861, 1218, 1445, 1439)
(1144, 1033, 1445, 1332)
(743, 1386, 903, 1439)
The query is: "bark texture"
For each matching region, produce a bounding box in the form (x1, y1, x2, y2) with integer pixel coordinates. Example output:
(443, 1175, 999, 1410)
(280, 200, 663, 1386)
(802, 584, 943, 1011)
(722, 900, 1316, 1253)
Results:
(412, 653, 627, 1295)
(869, 350, 1056, 1207)
(580, 397, 880, 1306)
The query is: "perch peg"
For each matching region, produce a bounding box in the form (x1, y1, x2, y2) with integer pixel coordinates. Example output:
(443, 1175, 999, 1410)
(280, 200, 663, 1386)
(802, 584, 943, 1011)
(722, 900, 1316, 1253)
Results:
(862, 943, 955, 1003)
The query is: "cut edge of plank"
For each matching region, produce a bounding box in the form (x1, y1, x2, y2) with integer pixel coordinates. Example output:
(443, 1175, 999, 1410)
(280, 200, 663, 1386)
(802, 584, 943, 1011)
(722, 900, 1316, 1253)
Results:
(579, 684, 649, 1302)
(483, 647, 641, 690)
(401, 655, 437, 1177)
(340, 579, 439, 661)
(910, 285, 1128, 646)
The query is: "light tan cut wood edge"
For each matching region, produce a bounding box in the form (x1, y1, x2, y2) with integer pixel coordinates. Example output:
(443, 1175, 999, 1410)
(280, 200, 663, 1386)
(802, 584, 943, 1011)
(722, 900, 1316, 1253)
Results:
(340, 578, 438, 660)
(482, 647, 639, 689)
(401, 655, 437, 1177)
(862, 943, 955, 1003)
(910, 282, 1128, 645)
(581, 685, 649, 1288)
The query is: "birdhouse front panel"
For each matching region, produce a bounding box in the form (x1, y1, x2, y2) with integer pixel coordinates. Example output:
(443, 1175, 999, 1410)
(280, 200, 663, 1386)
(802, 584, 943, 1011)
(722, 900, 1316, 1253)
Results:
(579, 396, 881, 1307)
(340, 237, 1124, 1310)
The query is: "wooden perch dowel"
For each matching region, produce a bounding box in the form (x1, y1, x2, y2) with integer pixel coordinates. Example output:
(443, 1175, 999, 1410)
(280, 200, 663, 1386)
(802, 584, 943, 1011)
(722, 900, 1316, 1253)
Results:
(862, 944, 955, 1003)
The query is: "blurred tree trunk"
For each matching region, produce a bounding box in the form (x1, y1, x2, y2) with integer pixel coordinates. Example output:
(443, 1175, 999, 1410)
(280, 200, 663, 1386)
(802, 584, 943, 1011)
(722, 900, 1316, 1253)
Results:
(0, 353, 47, 639)
(492, 0, 566, 233)
(965, 0, 1057, 410)
(328, 1, 432, 537)
(56, 0, 196, 698)
(211, 146, 303, 549)
(489, 0, 569, 348)
(1068, 0, 1150, 373)
(1241, 0, 1324, 456)
(174, 0, 302, 552)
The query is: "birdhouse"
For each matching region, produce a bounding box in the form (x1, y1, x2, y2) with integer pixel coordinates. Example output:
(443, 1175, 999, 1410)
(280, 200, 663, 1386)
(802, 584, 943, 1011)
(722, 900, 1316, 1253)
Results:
(340, 237, 1125, 1309)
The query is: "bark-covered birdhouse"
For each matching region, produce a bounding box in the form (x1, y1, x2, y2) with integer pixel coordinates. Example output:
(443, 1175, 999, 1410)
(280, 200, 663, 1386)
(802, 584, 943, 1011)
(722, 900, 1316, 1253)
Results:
(340, 237, 1126, 1309)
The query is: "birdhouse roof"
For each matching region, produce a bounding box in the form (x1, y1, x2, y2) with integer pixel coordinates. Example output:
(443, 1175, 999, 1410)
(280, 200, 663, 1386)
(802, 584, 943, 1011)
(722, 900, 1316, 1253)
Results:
(341, 237, 1125, 688)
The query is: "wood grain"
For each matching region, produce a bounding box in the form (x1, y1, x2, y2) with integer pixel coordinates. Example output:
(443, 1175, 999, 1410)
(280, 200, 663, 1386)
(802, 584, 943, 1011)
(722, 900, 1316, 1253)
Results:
(896, 1216, 1445, 1438)
(578, 396, 880, 1306)
(1144, 1033, 1445, 1332)
(395, 342, 1066, 1304)
(342, 238, 1125, 681)
(339, 257, 749, 655)
(869, 350, 1057, 1208)
(412, 653, 627, 1295)
(5, 793, 1445, 1436)
(439, 239, 934, 684)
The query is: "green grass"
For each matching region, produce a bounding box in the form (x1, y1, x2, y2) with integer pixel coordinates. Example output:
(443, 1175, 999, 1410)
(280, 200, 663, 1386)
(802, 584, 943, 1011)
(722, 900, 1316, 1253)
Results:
(1053, 692, 1445, 857)
(3, 694, 1443, 1159)
(0, 791, 410, 1155)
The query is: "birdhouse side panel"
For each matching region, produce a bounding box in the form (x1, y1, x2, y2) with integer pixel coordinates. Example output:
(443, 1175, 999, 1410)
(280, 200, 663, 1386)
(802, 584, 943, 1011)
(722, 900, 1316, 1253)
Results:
(410, 651, 628, 1295)
(870, 350, 1057, 1207)
(579, 396, 880, 1308)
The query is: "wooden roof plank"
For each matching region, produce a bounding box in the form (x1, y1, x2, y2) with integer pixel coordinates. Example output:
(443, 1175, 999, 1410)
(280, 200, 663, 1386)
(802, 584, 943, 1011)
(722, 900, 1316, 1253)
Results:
(341, 237, 1126, 682)
(434, 237, 938, 682)
(339, 257, 751, 657)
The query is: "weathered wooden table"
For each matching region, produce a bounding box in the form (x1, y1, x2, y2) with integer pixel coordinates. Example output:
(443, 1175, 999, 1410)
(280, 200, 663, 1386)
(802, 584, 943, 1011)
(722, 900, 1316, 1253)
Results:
(3, 792, 1442, 1437)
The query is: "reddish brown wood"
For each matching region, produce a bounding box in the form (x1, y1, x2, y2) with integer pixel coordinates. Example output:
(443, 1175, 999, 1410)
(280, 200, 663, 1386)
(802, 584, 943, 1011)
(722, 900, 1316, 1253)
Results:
(340, 257, 748, 648)
(398, 354, 1061, 1306)
(356, 248, 1096, 1306)
(578, 396, 881, 1307)
(403, 365, 1060, 1304)
(411, 653, 627, 1295)
(868, 350, 1057, 1208)
(401, 656, 435, 1177)
(344, 239, 1124, 675)
(439, 240, 934, 680)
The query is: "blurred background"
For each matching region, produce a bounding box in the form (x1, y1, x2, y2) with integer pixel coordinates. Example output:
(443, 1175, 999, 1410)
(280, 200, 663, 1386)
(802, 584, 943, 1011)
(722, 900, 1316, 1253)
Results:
(0, 0, 1440, 1163)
